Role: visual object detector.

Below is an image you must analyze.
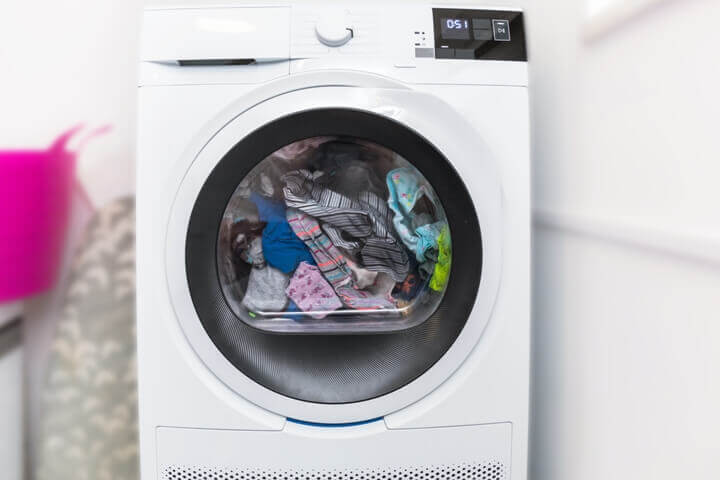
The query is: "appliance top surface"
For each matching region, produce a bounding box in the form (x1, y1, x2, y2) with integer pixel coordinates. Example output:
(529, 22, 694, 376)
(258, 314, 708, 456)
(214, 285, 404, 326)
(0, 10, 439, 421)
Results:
(144, 1, 522, 10)
(139, 1, 528, 87)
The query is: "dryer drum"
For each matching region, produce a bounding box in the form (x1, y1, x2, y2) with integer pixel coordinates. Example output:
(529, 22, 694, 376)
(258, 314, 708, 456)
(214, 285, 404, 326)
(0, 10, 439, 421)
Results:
(185, 109, 482, 404)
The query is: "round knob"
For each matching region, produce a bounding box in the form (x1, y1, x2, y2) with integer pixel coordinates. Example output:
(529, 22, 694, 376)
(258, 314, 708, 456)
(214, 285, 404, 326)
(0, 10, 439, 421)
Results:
(315, 17, 353, 47)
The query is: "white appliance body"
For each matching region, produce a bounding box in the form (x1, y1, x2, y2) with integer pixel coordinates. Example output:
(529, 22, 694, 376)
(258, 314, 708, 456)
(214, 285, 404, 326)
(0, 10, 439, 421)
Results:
(137, 3, 530, 479)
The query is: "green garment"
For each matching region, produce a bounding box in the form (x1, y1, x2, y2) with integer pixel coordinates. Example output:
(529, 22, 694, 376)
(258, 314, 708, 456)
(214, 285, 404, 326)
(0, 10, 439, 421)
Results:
(429, 225, 451, 291)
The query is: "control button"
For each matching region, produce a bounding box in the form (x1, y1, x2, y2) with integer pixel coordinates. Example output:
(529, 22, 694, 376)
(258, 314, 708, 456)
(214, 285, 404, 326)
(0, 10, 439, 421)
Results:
(315, 13, 353, 47)
(435, 48, 455, 58)
(415, 47, 434, 58)
(455, 49, 476, 59)
(473, 29, 493, 40)
(472, 18, 491, 29)
(492, 19, 511, 41)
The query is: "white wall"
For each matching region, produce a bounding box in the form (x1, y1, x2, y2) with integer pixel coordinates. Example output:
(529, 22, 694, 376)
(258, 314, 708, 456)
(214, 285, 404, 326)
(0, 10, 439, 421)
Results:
(526, 0, 720, 478)
(2, 0, 720, 479)
(0, 0, 143, 207)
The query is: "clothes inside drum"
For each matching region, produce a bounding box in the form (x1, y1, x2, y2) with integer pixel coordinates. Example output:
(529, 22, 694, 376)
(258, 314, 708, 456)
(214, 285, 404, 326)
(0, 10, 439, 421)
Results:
(217, 137, 452, 333)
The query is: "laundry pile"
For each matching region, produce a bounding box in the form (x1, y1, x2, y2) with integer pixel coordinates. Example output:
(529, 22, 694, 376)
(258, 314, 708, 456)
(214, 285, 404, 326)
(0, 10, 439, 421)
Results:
(219, 138, 451, 320)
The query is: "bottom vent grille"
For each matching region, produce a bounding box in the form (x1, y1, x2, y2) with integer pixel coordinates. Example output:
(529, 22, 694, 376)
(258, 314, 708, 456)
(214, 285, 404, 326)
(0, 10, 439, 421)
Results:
(162, 462, 506, 480)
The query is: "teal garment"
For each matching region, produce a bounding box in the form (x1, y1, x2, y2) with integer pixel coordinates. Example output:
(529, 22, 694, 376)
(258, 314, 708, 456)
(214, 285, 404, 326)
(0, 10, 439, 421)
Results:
(414, 221, 445, 263)
(386, 168, 445, 263)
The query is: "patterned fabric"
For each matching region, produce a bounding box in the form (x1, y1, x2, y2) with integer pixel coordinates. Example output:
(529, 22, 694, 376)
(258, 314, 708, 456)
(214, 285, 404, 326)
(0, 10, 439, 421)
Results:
(322, 223, 361, 254)
(286, 208, 353, 289)
(282, 169, 409, 282)
(285, 262, 342, 318)
(286, 208, 395, 310)
(357, 235, 410, 283)
(387, 167, 446, 264)
(36, 197, 138, 480)
(393, 270, 425, 301)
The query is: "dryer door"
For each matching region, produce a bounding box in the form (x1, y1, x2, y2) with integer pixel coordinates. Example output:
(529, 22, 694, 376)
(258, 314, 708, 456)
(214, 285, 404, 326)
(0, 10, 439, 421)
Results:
(166, 74, 502, 423)
(205, 117, 460, 335)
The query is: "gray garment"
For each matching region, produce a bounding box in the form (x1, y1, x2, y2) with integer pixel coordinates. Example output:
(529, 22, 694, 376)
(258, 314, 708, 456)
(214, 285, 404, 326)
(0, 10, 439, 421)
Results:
(240, 236, 289, 312)
(346, 258, 378, 289)
(366, 272, 396, 298)
(311, 141, 388, 197)
(234, 157, 294, 201)
(242, 265, 290, 312)
(224, 196, 261, 224)
(36, 197, 138, 480)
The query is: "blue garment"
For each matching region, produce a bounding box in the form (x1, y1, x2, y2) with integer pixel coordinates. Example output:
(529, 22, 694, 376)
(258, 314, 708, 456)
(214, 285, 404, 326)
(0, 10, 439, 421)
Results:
(284, 299, 304, 320)
(249, 192, 315, 274)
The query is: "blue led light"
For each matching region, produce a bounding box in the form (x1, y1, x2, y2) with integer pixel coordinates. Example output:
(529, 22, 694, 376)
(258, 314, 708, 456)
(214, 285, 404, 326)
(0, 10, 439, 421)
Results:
(287, 417, 383, 428)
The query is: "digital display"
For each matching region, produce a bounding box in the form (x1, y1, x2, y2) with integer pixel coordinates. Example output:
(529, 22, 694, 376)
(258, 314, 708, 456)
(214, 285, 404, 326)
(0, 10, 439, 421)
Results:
(431, 8, 527, 61)
(440, 18, 470, 40)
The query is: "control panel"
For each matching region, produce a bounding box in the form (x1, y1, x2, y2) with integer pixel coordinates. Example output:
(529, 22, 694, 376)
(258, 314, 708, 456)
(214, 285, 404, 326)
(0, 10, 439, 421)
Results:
(428, 9, 526, 61)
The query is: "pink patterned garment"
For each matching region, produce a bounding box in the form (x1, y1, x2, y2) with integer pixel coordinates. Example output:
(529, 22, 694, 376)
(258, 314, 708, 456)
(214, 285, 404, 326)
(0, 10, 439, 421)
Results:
(285, 261, 342, 319)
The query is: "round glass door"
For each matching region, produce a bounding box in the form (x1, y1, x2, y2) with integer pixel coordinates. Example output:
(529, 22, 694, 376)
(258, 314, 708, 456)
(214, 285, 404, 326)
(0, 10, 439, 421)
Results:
(184, 109, 482, 404)
(217, 136, 451, 334)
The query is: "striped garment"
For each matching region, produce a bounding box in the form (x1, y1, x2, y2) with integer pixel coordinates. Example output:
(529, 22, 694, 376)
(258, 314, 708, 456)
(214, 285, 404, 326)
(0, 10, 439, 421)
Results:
(286, 207, 396, 310)
(286, 208, 353, 289)
(282, 169, 410, 282)
(322, 224, 361, 254)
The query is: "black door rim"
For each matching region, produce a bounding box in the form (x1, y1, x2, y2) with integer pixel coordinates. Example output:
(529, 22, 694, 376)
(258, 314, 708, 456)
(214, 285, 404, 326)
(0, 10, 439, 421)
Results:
(185, 108, 483, 404)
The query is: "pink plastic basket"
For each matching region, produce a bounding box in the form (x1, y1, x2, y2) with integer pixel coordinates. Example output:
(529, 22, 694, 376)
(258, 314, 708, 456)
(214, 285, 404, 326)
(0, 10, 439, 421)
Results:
(0, 126, 101, 302)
